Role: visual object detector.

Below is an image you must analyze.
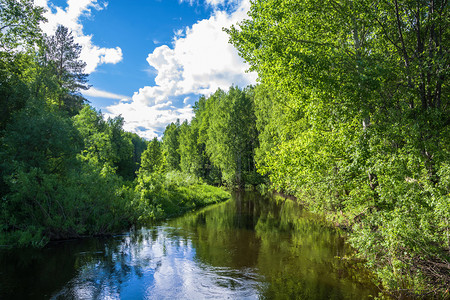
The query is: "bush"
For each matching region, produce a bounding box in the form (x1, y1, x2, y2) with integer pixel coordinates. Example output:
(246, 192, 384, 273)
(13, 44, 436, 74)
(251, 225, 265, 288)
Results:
(133, 171, 230, 222)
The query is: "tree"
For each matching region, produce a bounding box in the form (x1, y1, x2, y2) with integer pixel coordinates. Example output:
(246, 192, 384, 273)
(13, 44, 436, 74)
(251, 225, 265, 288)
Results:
(126, 132, 149, 176)
(0, 54, 32, 131)
(45, 25, 89, 113)
(162, 120, 181, 171)
(176, 97, 223, 184)
(227, 0, 449, 294)
(0, 0, 45, 52)
(206, 86, 259, 187)
(105, 116, 134, 180)
(139, 137, 165, 175)
(0, 101, 135, 246)
(0, 0, 46, 130)
(73, 105, 134, 179)
(178, 120, 199, 175)
(192, 95, 222, 183)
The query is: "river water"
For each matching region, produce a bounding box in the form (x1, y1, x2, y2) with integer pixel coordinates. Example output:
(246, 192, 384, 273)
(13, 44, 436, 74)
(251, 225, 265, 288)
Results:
(0, 191, 379, 299)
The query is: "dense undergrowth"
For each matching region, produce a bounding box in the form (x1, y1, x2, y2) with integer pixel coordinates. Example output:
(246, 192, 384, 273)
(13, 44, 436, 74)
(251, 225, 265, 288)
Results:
(133, 171, 230, 222)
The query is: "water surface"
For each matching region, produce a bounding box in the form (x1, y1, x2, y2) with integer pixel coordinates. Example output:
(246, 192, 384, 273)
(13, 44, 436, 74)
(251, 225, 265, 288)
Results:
(0, 191, 378, 299)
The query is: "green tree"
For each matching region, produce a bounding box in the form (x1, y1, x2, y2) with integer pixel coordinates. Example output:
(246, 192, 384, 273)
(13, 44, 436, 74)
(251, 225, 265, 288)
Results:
(192, 95, 222, 184)
(227, 0, 449, 294)
(0, 0, 45, 52)
(105, 116, 134, 180)
(162, 120, 181, 171)
(0, 3, 140, 247)
(178, 120, 199, 175)
(0, 102, 80, 245)
(140, 137, 165, 175)
(126, 131, 148, 175)
(0, 0, 46, 130)
(0, 54, 33, 131)
(44, 25, 89, 114)
(73, 105, 134, 180)
(206, 86, 259, 187)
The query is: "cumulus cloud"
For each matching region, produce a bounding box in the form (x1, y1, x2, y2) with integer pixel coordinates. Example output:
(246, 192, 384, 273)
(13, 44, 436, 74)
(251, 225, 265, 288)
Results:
(105, 100, 194, 140)
(34, 0, 123, 73)
(145, 0, 256, 98)
(105, 0, 257, 139)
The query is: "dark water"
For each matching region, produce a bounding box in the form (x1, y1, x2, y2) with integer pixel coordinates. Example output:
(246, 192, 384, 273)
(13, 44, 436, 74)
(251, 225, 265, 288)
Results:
(0, 192, 379, 299)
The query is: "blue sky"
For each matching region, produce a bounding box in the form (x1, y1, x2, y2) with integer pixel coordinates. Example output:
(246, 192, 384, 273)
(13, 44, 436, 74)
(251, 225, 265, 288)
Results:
(34, 0, 257, 139)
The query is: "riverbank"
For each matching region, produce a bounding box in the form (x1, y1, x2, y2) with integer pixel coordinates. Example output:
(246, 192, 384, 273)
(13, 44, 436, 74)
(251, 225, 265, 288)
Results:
(0, 171, 230, 249)
(132, 172, 231, 222)
(269, 187, 450, 299)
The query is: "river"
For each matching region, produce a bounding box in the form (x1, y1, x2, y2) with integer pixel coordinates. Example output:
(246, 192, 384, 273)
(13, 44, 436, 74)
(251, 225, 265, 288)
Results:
(0, 191, 379, 299)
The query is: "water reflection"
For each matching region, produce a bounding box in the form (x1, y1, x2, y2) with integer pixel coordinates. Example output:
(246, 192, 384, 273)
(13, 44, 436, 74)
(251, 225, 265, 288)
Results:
(0, 191, 377, 299)
(170, 192, 377, 299)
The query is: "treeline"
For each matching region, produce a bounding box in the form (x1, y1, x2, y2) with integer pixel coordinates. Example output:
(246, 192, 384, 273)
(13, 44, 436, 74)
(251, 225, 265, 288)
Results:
(0, 0, 228, 247)
(223, 0, 449, 297)
(159, 86, 263, 188)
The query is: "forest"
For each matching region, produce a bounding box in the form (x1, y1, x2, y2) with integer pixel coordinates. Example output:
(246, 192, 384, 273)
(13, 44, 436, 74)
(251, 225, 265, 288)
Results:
(1, 0, 449, 298)
(0, 0, 229, 248)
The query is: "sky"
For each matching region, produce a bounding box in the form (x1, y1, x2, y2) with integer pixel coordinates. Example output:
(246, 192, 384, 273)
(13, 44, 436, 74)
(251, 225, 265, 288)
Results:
(33, 0, 257, 139)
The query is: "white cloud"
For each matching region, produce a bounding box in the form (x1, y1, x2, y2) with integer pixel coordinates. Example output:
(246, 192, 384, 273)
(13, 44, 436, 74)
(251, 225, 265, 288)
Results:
(34, 0, 122, 73)
(82, 87, 129, 100)
(105, 100, 195, 140)
(145, 0, 256, 98)
(105, 0, 256, 139)
(98, 46, 123, 64)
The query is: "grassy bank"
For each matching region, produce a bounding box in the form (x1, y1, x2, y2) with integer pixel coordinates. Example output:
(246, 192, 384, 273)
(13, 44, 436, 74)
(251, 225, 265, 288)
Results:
(0, 170, 229, 248)
(132, 171, 231, 222)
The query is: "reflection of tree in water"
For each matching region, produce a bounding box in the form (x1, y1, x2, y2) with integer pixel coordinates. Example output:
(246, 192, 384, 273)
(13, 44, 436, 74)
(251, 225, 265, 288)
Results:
(254, 195, 377, 299)
(169, 191, 263, 269)
(51, 226, 259, 299)
(170, 191, 378, 300)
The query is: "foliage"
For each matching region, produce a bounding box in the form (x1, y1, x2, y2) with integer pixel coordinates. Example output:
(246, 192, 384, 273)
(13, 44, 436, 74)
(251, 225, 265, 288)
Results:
(183, 95, 223, 184)
(135, 124, 230, 221)
(205, 86, 261, 187)
(139, 137, 165, 175)
(162, 120, 181, 171)
(133, 171, 230, 223)
(0, 4, 143, 247)
(0, 103, 134, 247)
(126, 131, 148, 175)
(227, 0, 449, 296)
(174, 87, 263, 187)
(0, 53, 34, 131)
(73, 105, 137, 180)
(178, 120, 201, 175)
(44, 25, 89, 114)
(0, 0, 46, 52)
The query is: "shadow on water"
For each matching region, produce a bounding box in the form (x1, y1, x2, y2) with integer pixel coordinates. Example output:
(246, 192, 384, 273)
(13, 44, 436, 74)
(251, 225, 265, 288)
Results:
(0, 191, 379, 299)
